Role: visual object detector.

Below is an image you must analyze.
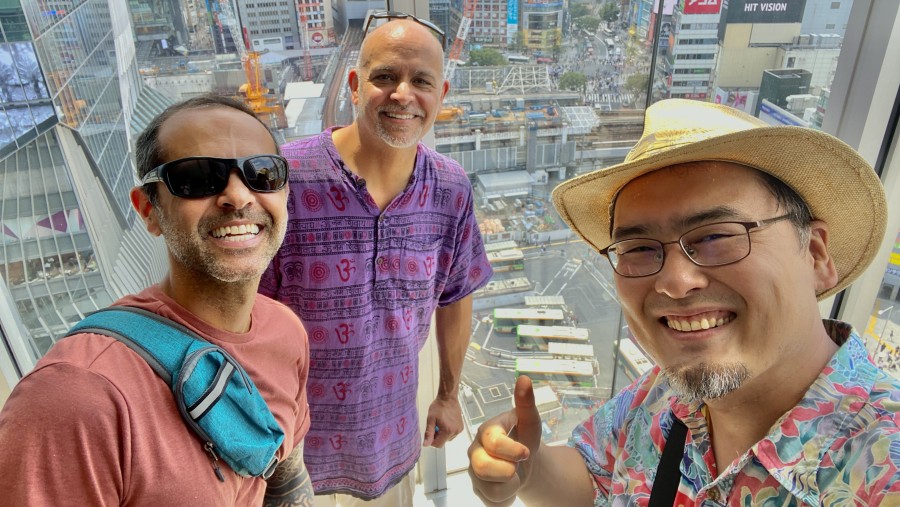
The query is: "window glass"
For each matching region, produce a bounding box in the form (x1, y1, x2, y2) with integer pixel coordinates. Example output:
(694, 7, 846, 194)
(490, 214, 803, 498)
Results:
(429, 0, 867, 483)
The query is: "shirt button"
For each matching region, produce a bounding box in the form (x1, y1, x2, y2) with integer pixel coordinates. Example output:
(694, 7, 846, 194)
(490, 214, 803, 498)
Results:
(707, 488, 720, 502)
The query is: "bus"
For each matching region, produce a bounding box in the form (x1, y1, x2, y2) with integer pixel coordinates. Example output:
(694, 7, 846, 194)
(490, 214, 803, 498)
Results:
(515, 358, 595, 387)
(487, 249, 525, 272)
(507, 54, 529, 64)
(473, 276, 532, 299)
(618, 338, 654, 381)
(484, 240, 518, 253)
(493, 308, 565, 333)
(548, 341, 595, 360)
(516, 325, 589, 351)
(605, 38, 615, 49)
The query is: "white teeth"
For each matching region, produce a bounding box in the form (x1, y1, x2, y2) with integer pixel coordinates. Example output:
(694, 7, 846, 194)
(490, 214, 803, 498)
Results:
(667, 315, 732, 332)
(211, 224, 260, 240)
(386, 112, 415, 119)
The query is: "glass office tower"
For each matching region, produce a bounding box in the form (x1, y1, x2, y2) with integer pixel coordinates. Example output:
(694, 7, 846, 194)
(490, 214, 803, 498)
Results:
(0, 0, 169, 378)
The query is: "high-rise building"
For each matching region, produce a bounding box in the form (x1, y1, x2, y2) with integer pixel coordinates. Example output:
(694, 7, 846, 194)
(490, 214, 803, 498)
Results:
(237, 0, 301, 52)
(666, 0, 723, 100)
(0, 0, 169, 377)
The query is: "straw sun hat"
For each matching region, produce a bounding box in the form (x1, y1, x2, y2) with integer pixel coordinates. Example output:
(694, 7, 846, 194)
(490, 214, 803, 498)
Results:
(551, 99, 887, 300)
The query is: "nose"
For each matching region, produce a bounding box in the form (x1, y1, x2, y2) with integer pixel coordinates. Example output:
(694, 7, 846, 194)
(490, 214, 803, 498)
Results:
(216, 170, 254, 210)
(653, 242, 709, 299)
(391, 81, 414, 105)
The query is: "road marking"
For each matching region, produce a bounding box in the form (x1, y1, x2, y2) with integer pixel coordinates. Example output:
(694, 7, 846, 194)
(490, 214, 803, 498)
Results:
(482, 323, 495, 349)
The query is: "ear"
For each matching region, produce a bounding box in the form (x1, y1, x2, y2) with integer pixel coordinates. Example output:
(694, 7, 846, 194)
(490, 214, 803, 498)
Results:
(807, 220, 838, 294)
(130, 186, 162, 237)
(348, 68, 360, 105)
(440, 79, 450, 102)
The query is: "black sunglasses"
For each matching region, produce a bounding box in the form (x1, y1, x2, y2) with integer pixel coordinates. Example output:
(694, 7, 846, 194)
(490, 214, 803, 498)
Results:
(142, 154, 288, 198)
(363, 11, 446, 47)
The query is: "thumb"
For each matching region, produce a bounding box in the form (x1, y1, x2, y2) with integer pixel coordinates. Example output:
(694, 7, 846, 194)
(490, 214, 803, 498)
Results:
(512, 375, 542, 453)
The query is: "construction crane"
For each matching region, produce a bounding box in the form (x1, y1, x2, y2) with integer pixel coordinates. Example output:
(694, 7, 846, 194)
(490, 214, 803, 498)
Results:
(444, 0, 477, 82)
(216, 0, 285, 128)
(296, 2, 316, 81)
(238, 50, 280, 118)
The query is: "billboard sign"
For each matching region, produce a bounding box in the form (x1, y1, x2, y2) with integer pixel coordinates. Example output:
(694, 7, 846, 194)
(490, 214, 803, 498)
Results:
(724, 0, 806, 24)
(758, 99, 807, 126)
(507, 0, 519, 46)
(683, 0, 723, 15)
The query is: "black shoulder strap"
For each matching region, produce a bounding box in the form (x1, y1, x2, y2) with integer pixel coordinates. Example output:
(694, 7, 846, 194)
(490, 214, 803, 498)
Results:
(648, 416, 688, 507)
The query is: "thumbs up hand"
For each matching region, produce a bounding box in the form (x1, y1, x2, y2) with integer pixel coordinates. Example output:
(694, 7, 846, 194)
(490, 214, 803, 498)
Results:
(468, 375, 544, 506)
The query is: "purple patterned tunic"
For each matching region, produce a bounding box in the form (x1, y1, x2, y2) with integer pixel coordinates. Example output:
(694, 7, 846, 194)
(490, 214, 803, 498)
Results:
(260, 128, 492, 498)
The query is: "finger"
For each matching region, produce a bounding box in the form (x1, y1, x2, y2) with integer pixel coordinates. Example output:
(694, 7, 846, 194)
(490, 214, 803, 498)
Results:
(481, 422, 530, 462)
(513, 375, 542, 451)
(430, 420, 450, 448)
(469, 445, 520, 482)
(422, 416, 436, 447)
(430, 430, 449, 448)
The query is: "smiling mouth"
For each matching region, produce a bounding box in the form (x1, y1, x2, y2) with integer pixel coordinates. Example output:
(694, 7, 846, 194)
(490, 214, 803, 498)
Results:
(383, 111, 418, 120)
(211, 224, 261, 242)
(664, 313, 734, 332)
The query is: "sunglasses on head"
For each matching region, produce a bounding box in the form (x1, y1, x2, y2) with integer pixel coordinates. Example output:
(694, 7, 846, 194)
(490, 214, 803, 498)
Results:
(141, 154, 288, 198)
(363, 11, 446, 47)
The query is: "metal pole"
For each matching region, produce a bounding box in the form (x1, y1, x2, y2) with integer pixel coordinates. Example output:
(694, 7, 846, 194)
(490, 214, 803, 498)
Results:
(644, 0, 666, 109)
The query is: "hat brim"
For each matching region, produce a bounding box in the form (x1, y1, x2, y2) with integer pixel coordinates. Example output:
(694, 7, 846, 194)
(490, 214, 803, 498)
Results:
(551, 126, 887, 300)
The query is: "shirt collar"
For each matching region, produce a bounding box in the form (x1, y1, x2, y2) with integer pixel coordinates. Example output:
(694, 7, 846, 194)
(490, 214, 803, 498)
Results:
(669, 321, 877, 503)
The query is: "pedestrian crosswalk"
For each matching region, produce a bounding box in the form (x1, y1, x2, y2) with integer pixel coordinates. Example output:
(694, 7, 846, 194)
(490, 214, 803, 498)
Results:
(585, 92, 635, 104)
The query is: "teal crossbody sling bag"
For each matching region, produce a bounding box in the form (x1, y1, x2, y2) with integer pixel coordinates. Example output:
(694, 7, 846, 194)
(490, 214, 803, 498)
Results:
(66, 306, 284, 481)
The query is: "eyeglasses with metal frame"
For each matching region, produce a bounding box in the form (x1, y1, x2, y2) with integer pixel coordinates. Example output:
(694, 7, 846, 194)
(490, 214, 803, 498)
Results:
(141, 154, 289, 199)
(363, 11, 446, 47)
(599, 214, 793, 278)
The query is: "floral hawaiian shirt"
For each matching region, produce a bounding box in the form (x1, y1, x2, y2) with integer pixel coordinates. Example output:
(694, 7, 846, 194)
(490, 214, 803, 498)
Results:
(570, 320, 900, 506)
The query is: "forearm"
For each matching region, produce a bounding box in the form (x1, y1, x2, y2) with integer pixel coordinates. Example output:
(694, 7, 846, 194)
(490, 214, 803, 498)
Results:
(518, 444, 595, 507)
(434, 295, 473, 397)
(264, 444, 313, 506)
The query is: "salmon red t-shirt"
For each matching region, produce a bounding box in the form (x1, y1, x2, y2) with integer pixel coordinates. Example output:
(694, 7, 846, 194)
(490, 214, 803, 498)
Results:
(0, 285, 310, 506)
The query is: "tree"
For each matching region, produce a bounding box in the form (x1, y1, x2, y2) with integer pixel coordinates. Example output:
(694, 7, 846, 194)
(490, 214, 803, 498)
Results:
(573, 16, 602, 34)
(625, 73, 649, 98)
(543, 29, 562, 58)
(599, 3, 620, 23)
(559, 72, 587, 92)
(570, 4, 591, 18)
(513, 32, 527, 54)
(467, 48, 507, 67)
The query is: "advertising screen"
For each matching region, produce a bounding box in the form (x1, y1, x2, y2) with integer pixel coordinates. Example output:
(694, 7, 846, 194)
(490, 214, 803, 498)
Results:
(724, 0, 806, 24)
(683, 0, 723, 15)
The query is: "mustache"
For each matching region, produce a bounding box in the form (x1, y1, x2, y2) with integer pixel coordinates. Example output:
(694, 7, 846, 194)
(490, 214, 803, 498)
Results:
(646, 294, 737, 314)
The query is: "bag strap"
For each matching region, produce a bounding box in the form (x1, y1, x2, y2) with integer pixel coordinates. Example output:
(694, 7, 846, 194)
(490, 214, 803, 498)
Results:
(67, 306, 209, 385)
(648, 415, 688, 507)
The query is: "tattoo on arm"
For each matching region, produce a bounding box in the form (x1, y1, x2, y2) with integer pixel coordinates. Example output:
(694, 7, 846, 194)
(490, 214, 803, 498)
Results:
(264, 443, 314, 507)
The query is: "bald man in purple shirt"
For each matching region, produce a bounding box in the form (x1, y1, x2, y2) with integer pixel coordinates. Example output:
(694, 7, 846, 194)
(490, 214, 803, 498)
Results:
(259, 15, 492, 504)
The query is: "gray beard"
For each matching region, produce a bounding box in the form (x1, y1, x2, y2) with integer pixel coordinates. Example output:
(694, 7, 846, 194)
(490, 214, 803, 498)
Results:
(663, 362, 751, 400)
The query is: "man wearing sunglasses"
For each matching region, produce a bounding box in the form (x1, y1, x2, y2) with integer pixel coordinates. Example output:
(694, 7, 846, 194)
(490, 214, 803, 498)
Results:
(0, 96, 314, 506)
(469, 99, 900, 505)
(260, 13, 492, 506)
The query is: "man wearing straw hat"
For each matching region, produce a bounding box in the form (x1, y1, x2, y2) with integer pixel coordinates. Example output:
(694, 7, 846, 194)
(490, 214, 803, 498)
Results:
(468, 99, 900, 505)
